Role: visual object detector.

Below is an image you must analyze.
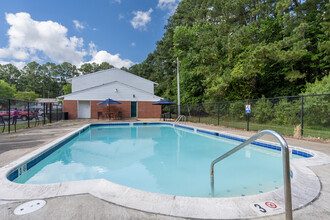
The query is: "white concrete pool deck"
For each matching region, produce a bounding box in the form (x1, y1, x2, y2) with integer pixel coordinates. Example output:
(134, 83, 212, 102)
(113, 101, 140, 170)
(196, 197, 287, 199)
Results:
(0, 119, 330, 219)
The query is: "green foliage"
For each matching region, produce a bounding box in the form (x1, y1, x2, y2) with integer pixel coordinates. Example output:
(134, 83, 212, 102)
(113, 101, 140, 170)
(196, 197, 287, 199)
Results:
(14, 91, 39, 102)
(303, 75, 330, 126)
(0, 64, 20, 88)
(252, 97, 274, 123)
(62, 84, 72, 95)
(228, 102, 246, 121)
(0, 61, 114, 99)
(0, 80, 16, 98)
(272, 99, 300, 125)
(304, 74, 330, 94)
(79, 62, 114, 75)
(130, 0, 329, 103)
(304, 95, 330, 126)
(0, 0, 329, 105)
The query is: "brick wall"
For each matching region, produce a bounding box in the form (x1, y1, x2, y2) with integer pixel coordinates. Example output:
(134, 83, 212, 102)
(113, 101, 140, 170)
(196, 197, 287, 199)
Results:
(63, 100, 161, 119)
(63, 100, 78, 119)
(138, 101, 161, 118)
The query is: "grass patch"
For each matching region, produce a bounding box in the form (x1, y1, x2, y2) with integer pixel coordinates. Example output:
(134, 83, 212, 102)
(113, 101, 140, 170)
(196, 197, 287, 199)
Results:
(1, 119, 50, 133)
(183, 116, 330, 140)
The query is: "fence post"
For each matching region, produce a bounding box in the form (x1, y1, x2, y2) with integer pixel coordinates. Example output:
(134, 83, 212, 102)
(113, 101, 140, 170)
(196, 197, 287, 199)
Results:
(56, 104, 59, 121)
(301, 95, 304, 137)
(247, 100, 249, 131)
(199, 104, 201, 123)
(27, 102, 30, 128)
(49, 103, 52, 123)
(43, 103, 46, 125)
(217, 103, 220, 126)
(8, 99, 11, 134)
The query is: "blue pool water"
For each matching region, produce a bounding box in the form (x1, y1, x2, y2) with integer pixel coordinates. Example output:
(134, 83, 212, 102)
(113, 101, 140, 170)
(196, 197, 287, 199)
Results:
(12, 124, 302, 197)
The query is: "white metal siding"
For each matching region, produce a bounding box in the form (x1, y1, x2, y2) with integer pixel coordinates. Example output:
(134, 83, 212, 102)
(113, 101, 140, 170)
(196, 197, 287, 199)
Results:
(71, 68, 154, 94)
(64, 81, 161, 101)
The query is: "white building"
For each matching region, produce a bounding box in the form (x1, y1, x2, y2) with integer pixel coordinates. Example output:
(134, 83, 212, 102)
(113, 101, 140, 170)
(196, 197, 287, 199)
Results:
(59, 68, 162, 119)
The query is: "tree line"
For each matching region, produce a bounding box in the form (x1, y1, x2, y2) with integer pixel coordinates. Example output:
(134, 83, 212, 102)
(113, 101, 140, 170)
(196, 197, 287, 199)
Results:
(129, 0, 329, 103)
(1, 0, 329, 103)
(0, 61, 122, 100)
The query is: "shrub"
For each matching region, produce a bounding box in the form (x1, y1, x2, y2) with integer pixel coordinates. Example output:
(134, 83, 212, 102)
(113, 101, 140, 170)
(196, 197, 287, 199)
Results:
(272, 99, 300, 125)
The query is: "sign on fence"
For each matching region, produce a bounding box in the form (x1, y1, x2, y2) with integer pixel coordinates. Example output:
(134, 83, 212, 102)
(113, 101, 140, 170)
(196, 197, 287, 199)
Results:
(245, 105, 251, 114)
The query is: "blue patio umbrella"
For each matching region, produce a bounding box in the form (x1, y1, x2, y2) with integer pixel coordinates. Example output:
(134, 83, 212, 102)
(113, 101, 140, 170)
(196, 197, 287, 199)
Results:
(152, 99, 176, 120)
(97, 98, 121, 119)
(152, 99, 176, 105)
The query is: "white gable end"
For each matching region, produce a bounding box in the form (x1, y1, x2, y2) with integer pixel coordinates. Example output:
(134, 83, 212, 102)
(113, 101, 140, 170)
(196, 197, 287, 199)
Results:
(71, 68, 155, 94)
(62, 81, 161, 101)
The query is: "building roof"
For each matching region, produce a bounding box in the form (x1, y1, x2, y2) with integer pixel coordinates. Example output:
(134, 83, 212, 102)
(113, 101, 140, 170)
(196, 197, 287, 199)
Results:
(59, 81, 162, 102)
(36, 98, 57, 103)
(70, 68, 158, 95)
(69, 68, 158, 85)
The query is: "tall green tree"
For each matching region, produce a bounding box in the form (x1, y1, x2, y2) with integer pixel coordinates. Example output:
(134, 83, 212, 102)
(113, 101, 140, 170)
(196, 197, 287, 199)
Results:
(0, 64, 21, 88)
(0, 80, 16, 98)
(131, 0, 329, 103)
(14, 91, 39, 102)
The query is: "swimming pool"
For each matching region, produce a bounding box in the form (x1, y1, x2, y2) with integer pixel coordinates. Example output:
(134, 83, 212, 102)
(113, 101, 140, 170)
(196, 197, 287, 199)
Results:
(1, 122, 325, 219)
(8, 123, 309, 197)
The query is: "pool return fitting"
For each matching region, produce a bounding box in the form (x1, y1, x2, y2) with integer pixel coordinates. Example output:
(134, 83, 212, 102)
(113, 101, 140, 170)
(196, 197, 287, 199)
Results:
(210, 130, 292, 220)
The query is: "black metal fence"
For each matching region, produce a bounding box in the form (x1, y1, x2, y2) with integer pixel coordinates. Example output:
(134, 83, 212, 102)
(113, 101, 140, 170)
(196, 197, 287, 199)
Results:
(165, 93, 330, 139)
(0, 98, 63, 134)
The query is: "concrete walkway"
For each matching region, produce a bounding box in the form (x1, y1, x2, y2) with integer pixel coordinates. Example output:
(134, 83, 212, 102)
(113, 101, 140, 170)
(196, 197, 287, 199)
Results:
(0, 120, 329, 219)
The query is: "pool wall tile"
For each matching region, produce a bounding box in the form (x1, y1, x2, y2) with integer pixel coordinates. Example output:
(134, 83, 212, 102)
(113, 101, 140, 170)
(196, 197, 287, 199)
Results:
(133, 122, 172, 126)
(196, 129, 219, 136)
(195, 127, 312, 158)
(8, 124, 91, 181)
(91, 123, 130, 127)
(174, 124, 194, 131)
(7, 170, 18, 181)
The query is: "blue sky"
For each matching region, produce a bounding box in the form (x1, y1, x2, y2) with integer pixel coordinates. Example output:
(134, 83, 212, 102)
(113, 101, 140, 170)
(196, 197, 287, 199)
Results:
(0, 0, 180, 69)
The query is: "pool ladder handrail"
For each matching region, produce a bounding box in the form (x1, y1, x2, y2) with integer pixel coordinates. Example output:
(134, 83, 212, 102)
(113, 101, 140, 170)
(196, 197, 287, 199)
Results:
(210, 130, 292, 220)
(175, 115, 186, 123)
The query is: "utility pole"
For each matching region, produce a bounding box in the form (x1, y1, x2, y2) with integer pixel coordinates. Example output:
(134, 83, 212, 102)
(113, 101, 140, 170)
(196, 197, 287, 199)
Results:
(177, 57, 180, 116)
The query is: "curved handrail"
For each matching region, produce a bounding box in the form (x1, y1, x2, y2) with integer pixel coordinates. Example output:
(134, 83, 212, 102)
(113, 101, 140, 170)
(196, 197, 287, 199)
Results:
(210, 130, 292, 220)
(175, 115, 186, 123)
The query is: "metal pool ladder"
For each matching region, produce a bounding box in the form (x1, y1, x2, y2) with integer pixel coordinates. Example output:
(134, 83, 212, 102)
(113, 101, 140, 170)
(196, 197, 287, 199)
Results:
(175, 115, 186, 123)
(210, 130, 292, 220)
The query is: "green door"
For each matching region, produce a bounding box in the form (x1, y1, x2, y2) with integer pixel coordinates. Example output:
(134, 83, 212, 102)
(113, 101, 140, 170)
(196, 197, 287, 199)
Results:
(131, 102, 137, 117)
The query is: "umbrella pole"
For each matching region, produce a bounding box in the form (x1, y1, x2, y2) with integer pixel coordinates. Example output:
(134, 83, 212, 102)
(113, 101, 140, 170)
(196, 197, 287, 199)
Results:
(109, 104, 111, 120)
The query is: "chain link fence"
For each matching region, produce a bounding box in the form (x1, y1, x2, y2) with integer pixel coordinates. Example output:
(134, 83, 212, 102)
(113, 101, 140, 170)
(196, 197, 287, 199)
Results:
(0, 98, 62, 133)
(165, 94, 330, 139)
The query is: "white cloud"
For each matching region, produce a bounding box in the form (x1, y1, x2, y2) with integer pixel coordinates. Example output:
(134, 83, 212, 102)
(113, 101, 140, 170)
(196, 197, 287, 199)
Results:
(0, 60, 26, 69)
(88, 41, 135, 68)
(89, 42, 97, 55)
(0, 12, 135, 69)
(157, 0, 179, 13)
(131, 42, 136, 47)
(130, 8, 153, 30)
(118, 14, 124, 20)
(0, 12, 86, 65)
(89, 51, 135, 68)
(73, 20, 85, 31)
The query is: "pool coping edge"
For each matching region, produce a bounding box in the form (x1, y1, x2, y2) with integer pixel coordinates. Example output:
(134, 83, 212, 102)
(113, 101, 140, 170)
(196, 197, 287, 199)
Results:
(0, 122, 329, 219)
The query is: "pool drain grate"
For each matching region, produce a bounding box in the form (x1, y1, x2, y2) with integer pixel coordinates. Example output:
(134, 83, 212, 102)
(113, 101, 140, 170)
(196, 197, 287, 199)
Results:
(14, 200, 46, 215)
